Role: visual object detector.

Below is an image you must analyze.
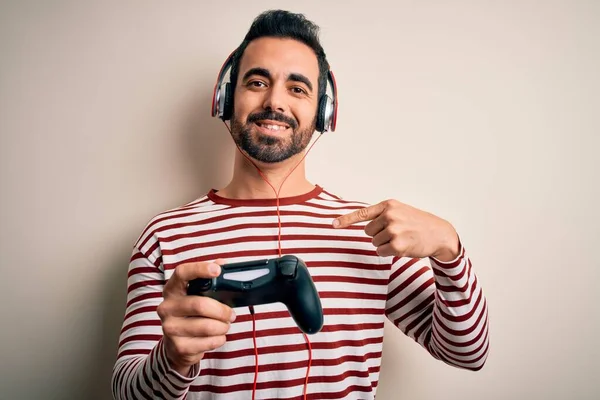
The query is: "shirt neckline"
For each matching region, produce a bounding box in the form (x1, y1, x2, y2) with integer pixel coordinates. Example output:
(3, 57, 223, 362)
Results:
(207, 185, 324, 207)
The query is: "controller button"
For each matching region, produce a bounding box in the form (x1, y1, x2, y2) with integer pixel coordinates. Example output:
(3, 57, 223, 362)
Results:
(280, 262, 296, 278)
(242, 282, 252, 290)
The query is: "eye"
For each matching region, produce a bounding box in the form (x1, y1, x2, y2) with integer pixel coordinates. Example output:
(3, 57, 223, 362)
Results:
(247, 80, 267, 88)
(291, 86, 308, 95)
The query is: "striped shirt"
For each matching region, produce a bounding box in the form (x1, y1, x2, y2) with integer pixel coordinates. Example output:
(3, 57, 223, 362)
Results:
(112, 185, 489, 399)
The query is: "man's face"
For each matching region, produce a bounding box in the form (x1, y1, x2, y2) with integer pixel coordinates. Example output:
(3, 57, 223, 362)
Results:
(230, 37, 320, 164)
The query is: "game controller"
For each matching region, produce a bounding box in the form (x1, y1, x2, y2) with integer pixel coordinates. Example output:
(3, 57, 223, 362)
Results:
(186, 255, 323, 334)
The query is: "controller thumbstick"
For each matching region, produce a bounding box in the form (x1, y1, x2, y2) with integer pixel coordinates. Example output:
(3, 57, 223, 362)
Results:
(278, 256, 298, 278)
(187, 278, 213, 295)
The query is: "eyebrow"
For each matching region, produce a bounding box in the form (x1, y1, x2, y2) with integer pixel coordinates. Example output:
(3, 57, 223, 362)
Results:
(242, 67, 271, 82)
(288, 73, 313, 93)
(242, 68, 314, 93)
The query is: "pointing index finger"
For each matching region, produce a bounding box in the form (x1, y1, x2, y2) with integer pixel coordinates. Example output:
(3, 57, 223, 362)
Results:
(333, 202, 386, 229)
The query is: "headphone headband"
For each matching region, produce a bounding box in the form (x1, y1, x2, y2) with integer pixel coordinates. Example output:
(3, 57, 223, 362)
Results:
(211, 50, 338, 133)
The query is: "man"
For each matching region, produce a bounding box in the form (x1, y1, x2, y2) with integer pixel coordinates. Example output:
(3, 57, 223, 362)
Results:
(112, 10, 489, 400)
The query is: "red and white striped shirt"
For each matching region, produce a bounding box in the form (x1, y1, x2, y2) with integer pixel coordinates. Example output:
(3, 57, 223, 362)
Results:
(112, 185, 489, 399)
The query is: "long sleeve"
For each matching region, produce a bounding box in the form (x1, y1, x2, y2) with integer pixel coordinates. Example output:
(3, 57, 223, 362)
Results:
(111, 247, 199, 399)
(385, 245, 489, 371)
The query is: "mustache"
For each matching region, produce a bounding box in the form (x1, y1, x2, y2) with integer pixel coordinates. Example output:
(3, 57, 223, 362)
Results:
(247, 111, 298, 130)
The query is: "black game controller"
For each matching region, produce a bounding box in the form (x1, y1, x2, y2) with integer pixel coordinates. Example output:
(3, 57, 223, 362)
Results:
(187, 255, 323, 334)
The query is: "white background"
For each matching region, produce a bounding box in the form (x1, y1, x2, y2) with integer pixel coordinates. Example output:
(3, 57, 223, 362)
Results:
(1, 1, 598, 399)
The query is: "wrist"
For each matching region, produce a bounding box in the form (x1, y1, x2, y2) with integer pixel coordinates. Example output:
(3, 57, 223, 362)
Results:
(432, 223, 460, 262)
(164, 341, 201, 377)
(169, 361, 192, 377)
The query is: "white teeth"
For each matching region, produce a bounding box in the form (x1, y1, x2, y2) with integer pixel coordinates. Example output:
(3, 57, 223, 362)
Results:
(261, 124, 286, 131)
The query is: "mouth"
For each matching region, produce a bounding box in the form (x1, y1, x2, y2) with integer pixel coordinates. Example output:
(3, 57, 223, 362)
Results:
(253, 120, 290, 134)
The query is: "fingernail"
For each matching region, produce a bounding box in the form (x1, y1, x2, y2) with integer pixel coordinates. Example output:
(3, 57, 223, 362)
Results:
(209, 264, 220, 275)
(332, 219, 340, 228)
(230, 311, 236, 322)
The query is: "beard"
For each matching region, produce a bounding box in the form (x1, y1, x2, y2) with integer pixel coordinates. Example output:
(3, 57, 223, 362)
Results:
(230, 110, 316, 164)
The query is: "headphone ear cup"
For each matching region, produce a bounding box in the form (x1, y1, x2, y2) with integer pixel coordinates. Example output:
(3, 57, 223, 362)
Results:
(221, 82, 233, 121)
(316, 95, 330, 132)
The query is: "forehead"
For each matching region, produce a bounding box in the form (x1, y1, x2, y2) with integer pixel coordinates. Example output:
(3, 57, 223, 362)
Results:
(238, 37, 319, 82)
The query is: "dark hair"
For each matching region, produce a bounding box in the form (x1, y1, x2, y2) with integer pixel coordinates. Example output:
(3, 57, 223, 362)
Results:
(229, 10, 330, 101)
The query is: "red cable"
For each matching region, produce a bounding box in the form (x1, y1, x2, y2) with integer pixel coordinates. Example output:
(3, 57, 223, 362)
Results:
(250, 305, 258, 400)
(223, 121, 317, 400)
(302, 333, 312, 398)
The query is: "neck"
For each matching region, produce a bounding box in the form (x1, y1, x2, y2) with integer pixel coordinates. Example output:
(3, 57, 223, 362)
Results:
(218, 151, 315, 199)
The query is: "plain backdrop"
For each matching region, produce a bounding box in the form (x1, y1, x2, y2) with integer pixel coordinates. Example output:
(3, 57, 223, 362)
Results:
(1, 1, 599, 399)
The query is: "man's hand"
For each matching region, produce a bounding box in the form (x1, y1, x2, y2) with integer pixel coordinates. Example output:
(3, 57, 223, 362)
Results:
(333, 200, 460, 261)
(157, 259, 236, 376)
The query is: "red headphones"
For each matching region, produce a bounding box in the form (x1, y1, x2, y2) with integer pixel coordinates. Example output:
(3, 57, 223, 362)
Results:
(211, 49, 338, 133)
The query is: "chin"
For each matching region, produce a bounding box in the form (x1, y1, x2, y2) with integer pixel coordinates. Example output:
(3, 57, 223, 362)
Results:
(233, 122, 309, 164)
(242, 143, 299, 165)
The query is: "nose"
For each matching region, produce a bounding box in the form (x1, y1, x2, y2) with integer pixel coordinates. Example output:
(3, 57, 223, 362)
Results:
(262, 84, 286, 113)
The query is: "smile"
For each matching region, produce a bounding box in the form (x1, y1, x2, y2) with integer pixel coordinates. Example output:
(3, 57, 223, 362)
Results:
(254, 120, 290, 133)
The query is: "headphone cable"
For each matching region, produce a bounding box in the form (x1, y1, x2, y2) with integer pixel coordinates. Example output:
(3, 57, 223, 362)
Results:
(224, 121, 319, 400)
